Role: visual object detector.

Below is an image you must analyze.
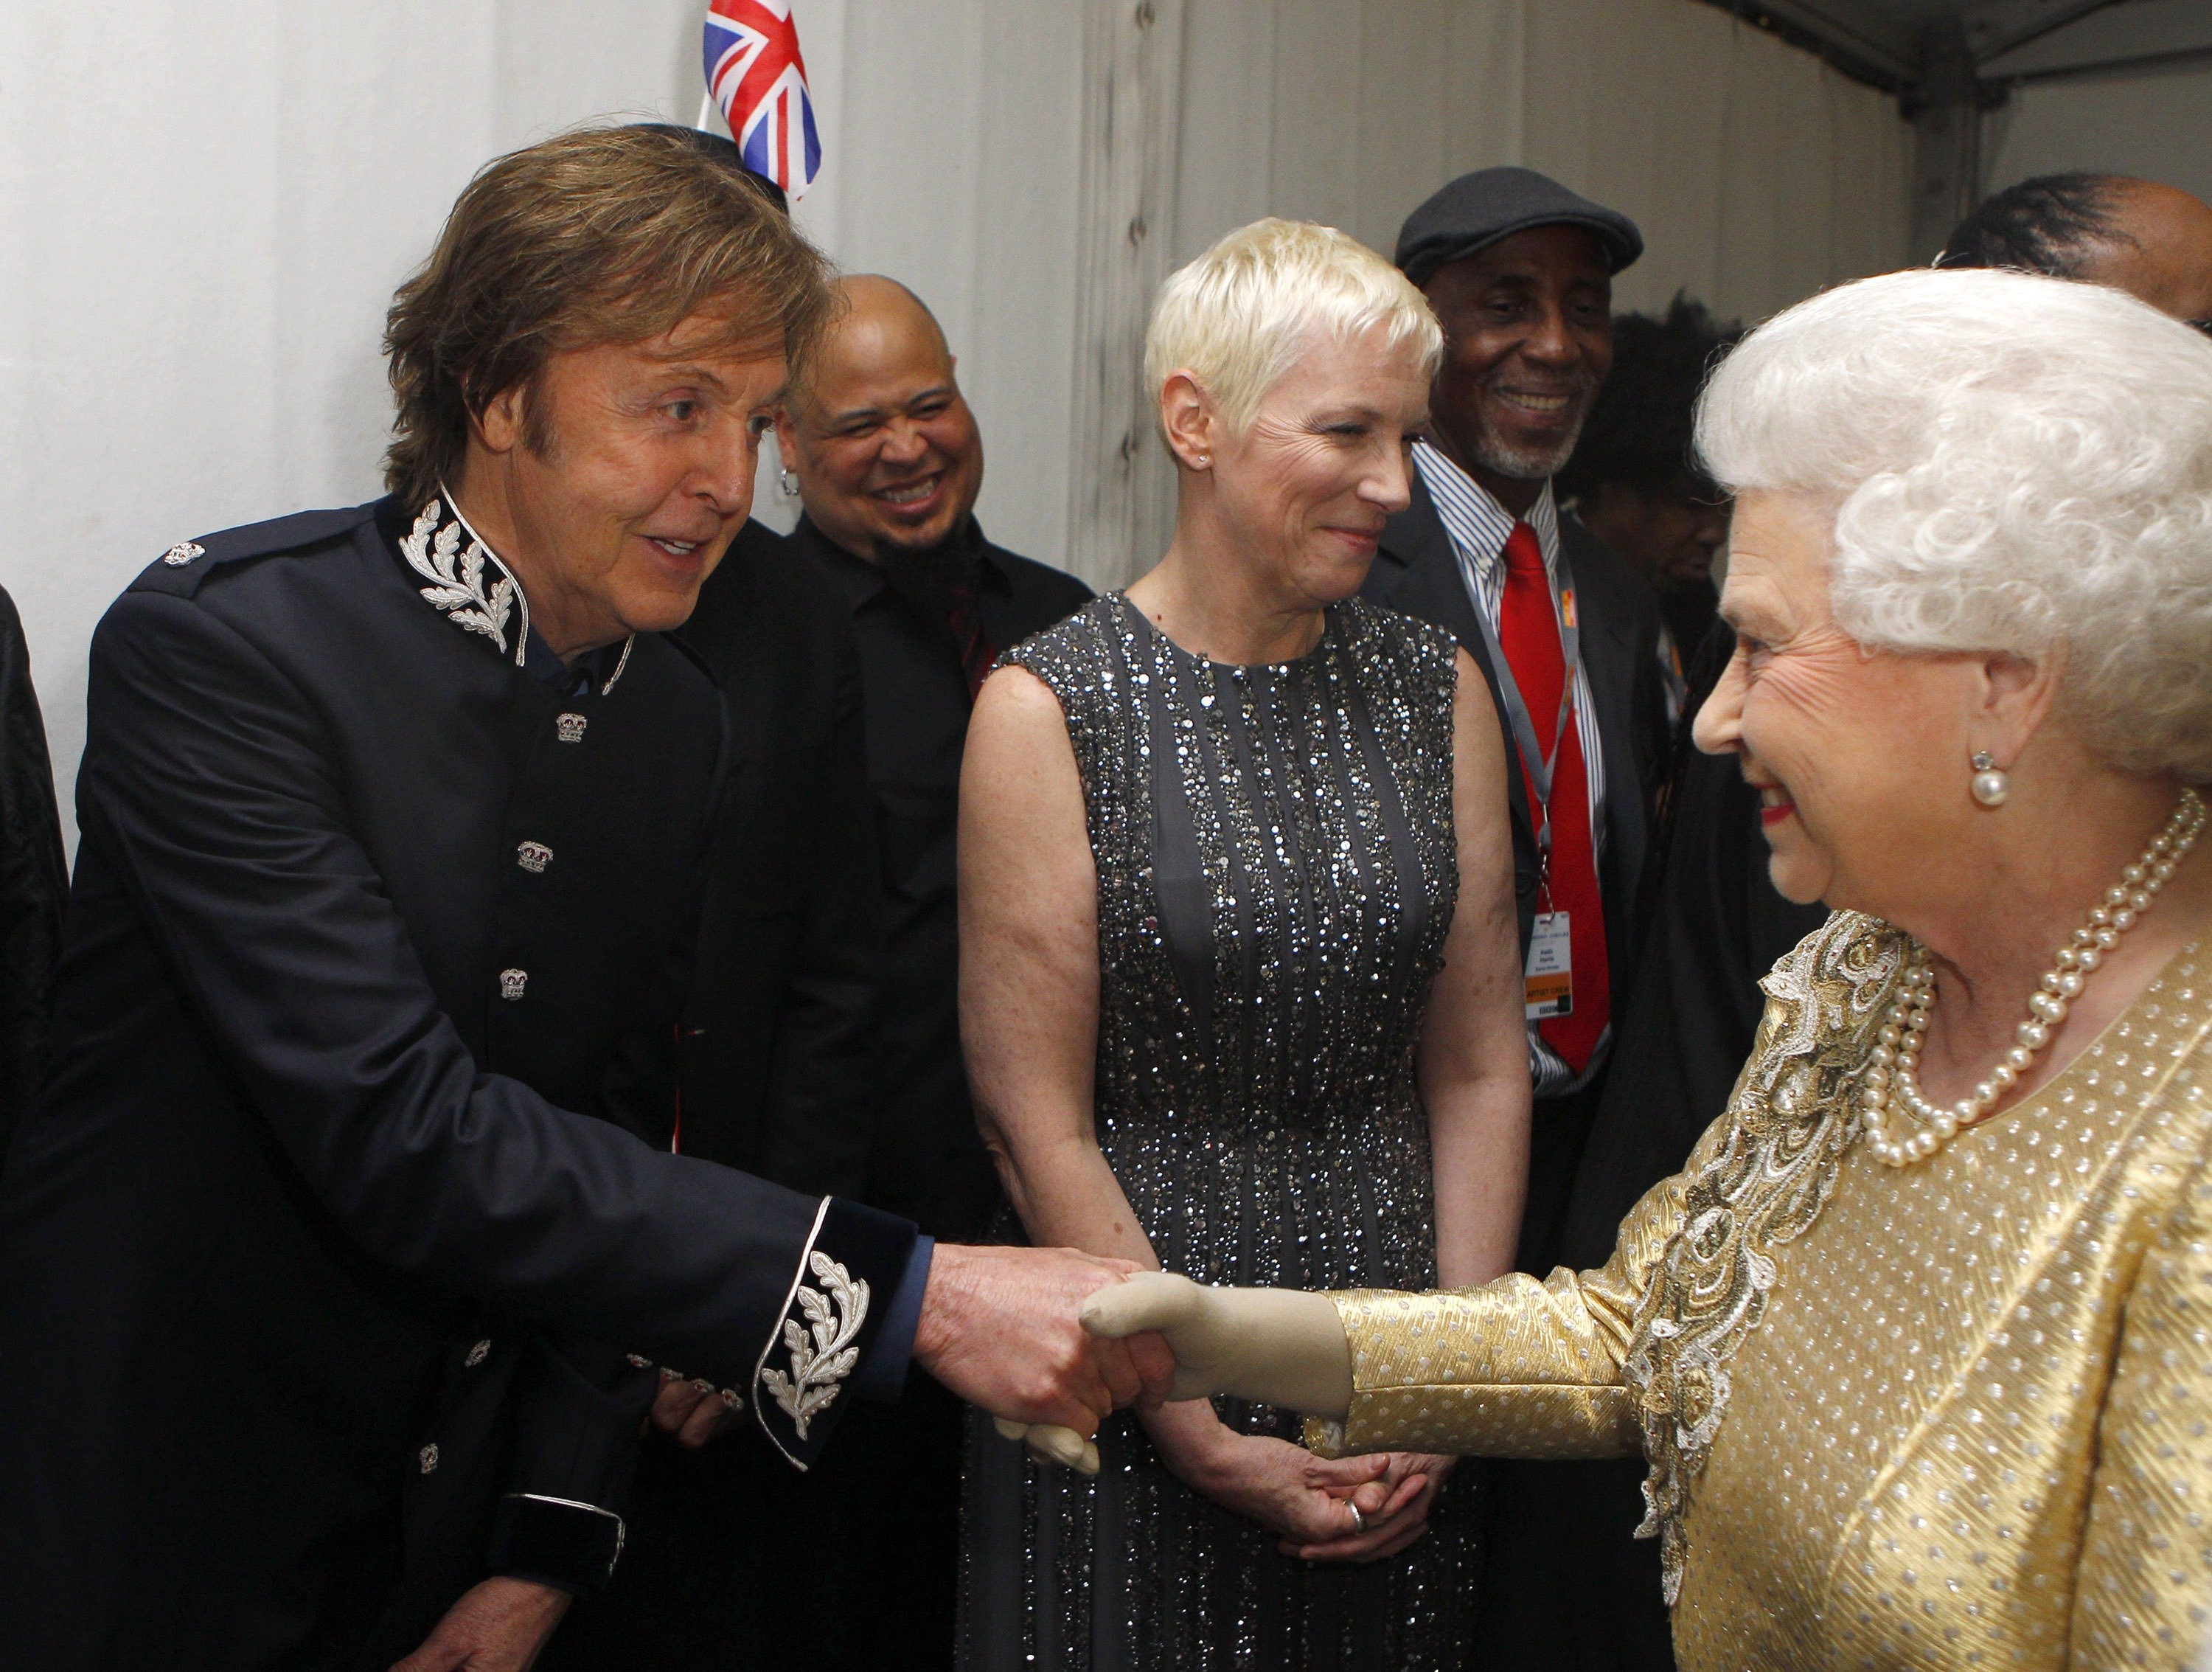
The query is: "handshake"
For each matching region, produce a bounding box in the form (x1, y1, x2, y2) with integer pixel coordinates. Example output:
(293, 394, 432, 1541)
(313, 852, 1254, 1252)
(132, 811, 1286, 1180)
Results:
(907, 1245, 1177, 1473)
(909, 1251, 1355, 1474)
(647, 1249, 1354, 1471)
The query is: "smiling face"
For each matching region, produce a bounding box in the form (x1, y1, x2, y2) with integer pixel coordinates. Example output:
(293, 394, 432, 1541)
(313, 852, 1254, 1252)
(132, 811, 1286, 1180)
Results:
(1693, 490, 2002, 915)
(465, 306, 785, 654)
(1422, 225, 1613, 492)
(778, 275, 984, 562)
(1197, 323, 1433, 608)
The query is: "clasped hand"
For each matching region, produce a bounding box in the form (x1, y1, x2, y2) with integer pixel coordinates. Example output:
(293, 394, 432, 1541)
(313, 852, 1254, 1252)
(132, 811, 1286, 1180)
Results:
(913, 1243, 1178, 1442)
(1005, 1269, 1450, 1560)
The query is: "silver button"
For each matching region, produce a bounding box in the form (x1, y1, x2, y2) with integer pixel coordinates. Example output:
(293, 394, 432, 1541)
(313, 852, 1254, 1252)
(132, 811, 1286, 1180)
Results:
(419, 1444, 439, 1474)
(556, 712, 588, 743)
(516, 841, 552, 874)
(465, 1339, 491, 1368)
(499, 968, 528, 1002)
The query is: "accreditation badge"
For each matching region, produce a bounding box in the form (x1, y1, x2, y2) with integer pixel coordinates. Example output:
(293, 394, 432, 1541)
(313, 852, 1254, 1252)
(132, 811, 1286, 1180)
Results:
(1524, 910, 1573, 1019)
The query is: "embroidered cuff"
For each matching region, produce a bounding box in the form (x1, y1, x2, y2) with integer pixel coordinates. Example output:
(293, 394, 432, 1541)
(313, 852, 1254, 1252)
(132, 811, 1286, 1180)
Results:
(751, 1196, 917, 1470)
(487, 1493, 626, 1596)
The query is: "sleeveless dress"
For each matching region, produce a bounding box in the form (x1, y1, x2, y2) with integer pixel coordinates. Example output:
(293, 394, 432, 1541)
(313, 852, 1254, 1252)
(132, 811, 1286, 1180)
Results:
(957, 592, 1479, 1669)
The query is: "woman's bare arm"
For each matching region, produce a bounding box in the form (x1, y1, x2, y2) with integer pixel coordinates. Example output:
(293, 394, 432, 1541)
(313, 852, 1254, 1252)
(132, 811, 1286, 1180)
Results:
(959, 665, 1156, 1269)
(1420, 646, 1531, 1289)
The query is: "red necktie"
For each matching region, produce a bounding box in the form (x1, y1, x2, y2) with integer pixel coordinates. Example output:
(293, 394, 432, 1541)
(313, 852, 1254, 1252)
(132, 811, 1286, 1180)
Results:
(1496, 521, 1610, 1072)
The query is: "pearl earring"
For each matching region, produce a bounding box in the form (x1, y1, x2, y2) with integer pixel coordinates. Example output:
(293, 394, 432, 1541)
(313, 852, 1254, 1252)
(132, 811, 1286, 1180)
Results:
(778, 467, 799, 498)
(1970, 750, 2010, 808)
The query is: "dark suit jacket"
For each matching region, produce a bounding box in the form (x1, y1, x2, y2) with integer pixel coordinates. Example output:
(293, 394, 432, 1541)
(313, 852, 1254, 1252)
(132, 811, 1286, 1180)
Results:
(794, 516, 1092, 1242)
(0, 583, 66, 1161)
(0, 502, 913, 1670)
(673, 521, 883, 1199)
(1360, 473, 1667, 1023)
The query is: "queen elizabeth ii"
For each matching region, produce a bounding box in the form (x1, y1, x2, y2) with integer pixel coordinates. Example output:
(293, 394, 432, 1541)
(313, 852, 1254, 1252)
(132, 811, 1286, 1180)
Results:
(1079, 266, 2212, 1668)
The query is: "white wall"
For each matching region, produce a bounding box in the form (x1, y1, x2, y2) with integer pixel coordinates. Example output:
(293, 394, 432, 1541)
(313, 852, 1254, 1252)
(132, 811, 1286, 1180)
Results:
(0, 1, 1082, 841)
(752, 0, 1087, 563)
(1175, 0, 1912, 330)
(1983, 58, 2212, 207)
(0, 1, 712, 839)
(0, 0, 1902, 839)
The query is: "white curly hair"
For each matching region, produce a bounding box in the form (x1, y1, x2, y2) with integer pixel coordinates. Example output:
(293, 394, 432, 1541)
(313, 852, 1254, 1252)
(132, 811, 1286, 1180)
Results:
(1697, 266, 2212, 783)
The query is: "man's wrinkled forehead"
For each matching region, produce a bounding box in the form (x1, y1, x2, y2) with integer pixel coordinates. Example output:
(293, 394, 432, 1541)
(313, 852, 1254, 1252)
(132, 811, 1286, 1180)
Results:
(632, 297, 786, 365)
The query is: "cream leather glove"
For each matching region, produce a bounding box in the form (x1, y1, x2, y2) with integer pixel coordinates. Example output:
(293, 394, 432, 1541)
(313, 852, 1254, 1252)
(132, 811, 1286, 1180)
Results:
(997, 1272, 1355, 1474)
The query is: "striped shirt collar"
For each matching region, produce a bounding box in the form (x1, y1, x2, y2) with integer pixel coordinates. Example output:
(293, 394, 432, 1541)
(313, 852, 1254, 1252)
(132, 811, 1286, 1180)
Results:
(1412, 438, 1561, 600)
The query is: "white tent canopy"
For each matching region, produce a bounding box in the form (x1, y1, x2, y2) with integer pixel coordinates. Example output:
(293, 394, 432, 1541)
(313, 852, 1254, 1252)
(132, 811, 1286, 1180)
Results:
(0, 0, 2197, 835)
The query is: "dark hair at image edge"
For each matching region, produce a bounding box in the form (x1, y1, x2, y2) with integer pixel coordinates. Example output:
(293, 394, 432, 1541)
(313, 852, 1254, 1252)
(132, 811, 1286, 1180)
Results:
(1935, 172, 2136, 279)
(383, 124, 837, 509)
(1557, 291, 1741, 504)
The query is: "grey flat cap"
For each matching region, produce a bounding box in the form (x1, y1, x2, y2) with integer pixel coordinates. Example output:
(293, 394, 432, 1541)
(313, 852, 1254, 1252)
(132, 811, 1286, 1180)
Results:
(1396, 167, 1643, 288)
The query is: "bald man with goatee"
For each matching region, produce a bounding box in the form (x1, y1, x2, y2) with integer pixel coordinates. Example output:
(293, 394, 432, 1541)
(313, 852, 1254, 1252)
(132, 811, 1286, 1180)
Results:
(775, 274, 1091, 1253)
(549, 277, 1089, 1672)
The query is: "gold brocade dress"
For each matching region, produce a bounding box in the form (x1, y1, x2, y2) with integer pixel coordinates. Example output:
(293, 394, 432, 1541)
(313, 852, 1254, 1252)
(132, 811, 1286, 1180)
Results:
(1312, 911, 2212, 1669)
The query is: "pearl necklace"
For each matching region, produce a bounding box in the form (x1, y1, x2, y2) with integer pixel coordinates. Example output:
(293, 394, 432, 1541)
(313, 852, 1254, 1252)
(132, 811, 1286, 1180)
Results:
(1863, 785, 2205, 1168)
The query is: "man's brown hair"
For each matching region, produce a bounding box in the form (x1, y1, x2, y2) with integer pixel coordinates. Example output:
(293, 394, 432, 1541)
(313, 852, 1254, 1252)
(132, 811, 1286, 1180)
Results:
(383, 124, 835, 507)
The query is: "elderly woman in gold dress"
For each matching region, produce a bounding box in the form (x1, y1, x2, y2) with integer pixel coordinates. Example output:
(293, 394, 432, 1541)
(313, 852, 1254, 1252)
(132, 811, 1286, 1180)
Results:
(1077, 266, 2212, 1668)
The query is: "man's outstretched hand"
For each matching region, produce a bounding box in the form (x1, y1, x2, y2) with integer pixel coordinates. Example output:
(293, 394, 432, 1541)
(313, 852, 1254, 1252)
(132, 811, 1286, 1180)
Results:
(914, 1245, 1175, 1437)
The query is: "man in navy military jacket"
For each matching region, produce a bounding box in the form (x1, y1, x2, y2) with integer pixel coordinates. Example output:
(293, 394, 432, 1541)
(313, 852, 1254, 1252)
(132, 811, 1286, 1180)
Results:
(0, 125, 1165, 1672)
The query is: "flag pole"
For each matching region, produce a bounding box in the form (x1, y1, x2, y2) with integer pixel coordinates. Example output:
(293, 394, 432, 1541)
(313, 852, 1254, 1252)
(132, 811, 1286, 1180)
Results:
(696, 90, 717, 132)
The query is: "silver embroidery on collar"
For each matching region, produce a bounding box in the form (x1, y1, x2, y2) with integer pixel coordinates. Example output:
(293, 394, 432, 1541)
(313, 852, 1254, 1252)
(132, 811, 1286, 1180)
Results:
(759, 1250, 871, 1442)
(401, 493, 636, 689)
(400, 494, 529, 665)
(602, 635, 634, 696)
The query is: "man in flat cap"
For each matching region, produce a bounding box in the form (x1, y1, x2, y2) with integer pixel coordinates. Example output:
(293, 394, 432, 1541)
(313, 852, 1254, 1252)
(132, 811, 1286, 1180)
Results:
(1360, 167, 1672, 1667)
(0, 125, 1169, 1672)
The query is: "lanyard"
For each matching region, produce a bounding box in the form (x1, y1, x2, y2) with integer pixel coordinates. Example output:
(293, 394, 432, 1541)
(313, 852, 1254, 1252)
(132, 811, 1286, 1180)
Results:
(1453, 533, 1580, 871)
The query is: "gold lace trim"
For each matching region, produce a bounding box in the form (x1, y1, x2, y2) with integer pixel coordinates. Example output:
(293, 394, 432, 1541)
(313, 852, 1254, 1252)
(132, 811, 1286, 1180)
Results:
(1620, 911, 1907, 1603)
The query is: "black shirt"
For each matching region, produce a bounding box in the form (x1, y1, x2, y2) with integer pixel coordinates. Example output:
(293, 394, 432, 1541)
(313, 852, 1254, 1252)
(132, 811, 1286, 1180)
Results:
(790, 514, 1091, 1241)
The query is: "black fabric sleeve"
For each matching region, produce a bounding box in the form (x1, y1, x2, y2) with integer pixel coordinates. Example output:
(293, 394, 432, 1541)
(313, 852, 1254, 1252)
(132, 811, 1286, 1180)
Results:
(76, 589, 914, 1391)
(1626, 603, 1672, 822)
(0, 586, 68, 1162)
(488, 1333, 658, 1594)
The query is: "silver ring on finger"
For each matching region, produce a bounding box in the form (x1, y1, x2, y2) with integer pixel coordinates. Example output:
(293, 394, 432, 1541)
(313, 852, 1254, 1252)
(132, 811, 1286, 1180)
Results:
(1347, 1502, 1366, 1536)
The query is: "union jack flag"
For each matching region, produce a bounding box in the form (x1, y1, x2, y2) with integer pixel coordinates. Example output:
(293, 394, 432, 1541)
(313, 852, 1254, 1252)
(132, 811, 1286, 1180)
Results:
(703, 0, 821, 201)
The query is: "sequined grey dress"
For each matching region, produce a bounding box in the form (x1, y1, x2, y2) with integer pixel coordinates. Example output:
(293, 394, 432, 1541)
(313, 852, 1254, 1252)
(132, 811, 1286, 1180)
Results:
(958, 592, 1478, 1669)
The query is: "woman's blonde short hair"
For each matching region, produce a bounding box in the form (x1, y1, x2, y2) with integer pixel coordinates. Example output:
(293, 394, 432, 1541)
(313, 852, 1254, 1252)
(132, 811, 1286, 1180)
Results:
(1144, 218, 1441, 437)
(1698, 266, 2212, 783)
